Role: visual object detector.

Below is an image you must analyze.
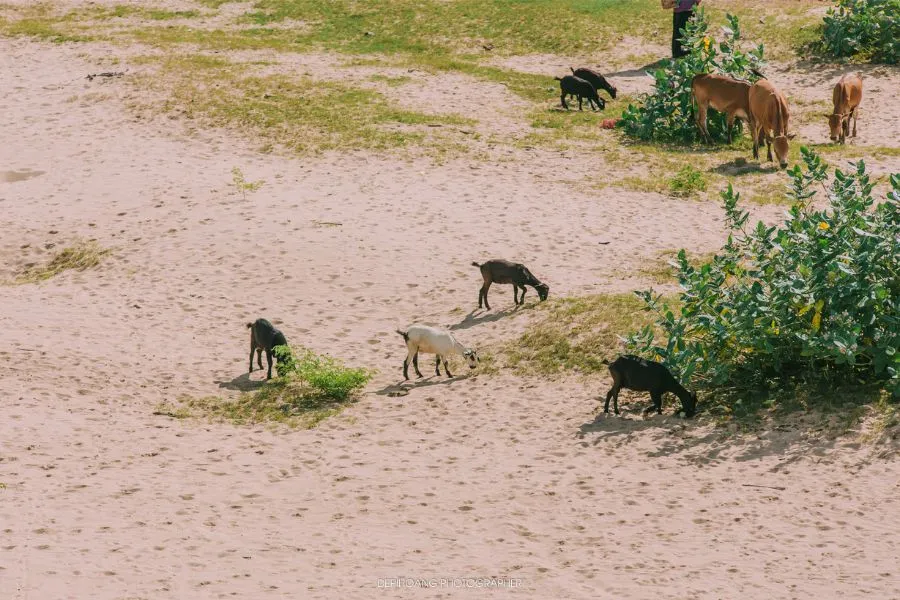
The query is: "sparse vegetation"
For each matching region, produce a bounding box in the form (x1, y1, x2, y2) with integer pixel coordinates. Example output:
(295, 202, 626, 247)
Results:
(502, 294, 657, 375)
(157, 346, 370, 427)
(14, 240, 109, 284)
(668, 165, 708, 197)
(231, 167, 265, 199)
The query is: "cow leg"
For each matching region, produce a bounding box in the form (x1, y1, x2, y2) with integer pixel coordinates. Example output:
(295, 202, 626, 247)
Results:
(578, 95, 584, 111)
(560, 92, 569, 110)
(482, 281, 492, 310)
(751, 121, 760, 160)
(512, 286, 519, 305)
(256, 348, 264, 370)
(435, 354, 442, 377)
(478, 285, 485, 309)
(519, 286, 527, 305)
(726, 113, 736, 144)
(249, 343, 256, 373)
(766, 135, 773, 162)
(852, 107, 858, 137)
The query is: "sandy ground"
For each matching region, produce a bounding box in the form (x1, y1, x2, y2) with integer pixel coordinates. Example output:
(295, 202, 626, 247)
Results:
(2, 23, 900, 600)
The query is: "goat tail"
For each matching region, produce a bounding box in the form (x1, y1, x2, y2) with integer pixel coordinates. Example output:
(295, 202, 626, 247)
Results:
(396, 329, 409, 342)
(570, 66, 575, 75)
(600, 358, 611, 366)
(246, 322, 253, 329)
(471, 261, 481, 269)
(554, 76, 562, 81)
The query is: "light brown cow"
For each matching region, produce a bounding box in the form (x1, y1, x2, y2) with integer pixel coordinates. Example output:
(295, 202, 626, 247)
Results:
(748, 78, 795, 169)
(691, 74, 752, 144)
(828, 73, 863, 144)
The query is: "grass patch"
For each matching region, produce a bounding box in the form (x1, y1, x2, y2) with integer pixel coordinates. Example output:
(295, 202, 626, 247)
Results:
(14, 240, 109, 284)
(637, 249, 717, 284)
(135, 54, 475, 155)
(668, 165, 708, 197)
(157, 348, 371, 428)
(368, 74, 412, 87)
(502, 294, 657, 375)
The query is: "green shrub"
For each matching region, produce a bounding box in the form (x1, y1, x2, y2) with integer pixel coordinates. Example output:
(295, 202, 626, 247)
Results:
(668, 165, 708, 197)
(274, 345, 370, 401)
(625, 148, 900, 398)
(620, 9, 764, 143)
(821, 0, 899, 64)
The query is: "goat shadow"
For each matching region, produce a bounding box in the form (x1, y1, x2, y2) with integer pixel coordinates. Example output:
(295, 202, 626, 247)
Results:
(376, 374, 463, 397)
(215, 371, 266, 392)
(449, 307, 516, 331)
(604, 59, 669, 79)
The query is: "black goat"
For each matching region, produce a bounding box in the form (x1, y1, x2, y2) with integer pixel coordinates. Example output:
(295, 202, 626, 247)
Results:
(570, 67, 617, 99)
(554, 75, 604, 111)
(602, 355, 697, 417)
(247, 318, 288, 379)
(473, 259, 549, 310)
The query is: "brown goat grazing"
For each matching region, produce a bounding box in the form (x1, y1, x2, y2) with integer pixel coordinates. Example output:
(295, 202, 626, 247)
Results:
(602, 355, 697, 417)
(749, 78, 795, 169)
(473, 259, 549, 310)
(828, 73, 863, 144)
(691, 73, 752, 144)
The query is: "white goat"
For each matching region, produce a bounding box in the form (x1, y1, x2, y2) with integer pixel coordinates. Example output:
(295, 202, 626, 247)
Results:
(396, 325, 479, 380)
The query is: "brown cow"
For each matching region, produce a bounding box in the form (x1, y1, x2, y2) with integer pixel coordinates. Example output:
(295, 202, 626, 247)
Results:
(748, 78, 795, 169)
(828, 73, 863, 144)
(691, 74, 752, 144)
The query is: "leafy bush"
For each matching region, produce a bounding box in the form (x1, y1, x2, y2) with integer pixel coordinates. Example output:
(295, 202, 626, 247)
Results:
(626, 148, 900, 398)
(274, 345, 370, 400)
(821, 0, 899, 64)
(621, 9, 765, 143)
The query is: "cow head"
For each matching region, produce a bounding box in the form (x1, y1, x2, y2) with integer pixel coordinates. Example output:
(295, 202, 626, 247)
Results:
(828, 113, 844, 141)
(774, 134, 793, 169)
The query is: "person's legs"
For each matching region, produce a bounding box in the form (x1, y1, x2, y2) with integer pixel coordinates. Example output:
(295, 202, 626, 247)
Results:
(672, 10, 691, 58)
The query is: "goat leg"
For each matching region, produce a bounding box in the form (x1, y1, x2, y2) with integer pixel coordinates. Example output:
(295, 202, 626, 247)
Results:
(265, 348, 274, 379)
(560, 92, 569, 110)
(413, 352, 423, 378)
(257, 348, 264, 370)
(435, 355, 442, 377)
(519, 286, 527, 305)
(444, 359, 453, 378)
(249, 345, 255, 373)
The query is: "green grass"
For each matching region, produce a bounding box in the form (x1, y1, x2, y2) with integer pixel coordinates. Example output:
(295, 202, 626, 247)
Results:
(637, 249, 717, 284)
(13, 240, 109, 284)
(502, 294, 657, 375)
(156, 347, 371, 428)
(668, 165, 708, 197)
(134, 54, 475, 155)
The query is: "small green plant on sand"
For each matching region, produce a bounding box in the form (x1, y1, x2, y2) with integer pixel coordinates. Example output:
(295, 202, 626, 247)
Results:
(158, 346, 370, 427)
(231, 167, 264, 200)
(668, 165, 708, 197)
